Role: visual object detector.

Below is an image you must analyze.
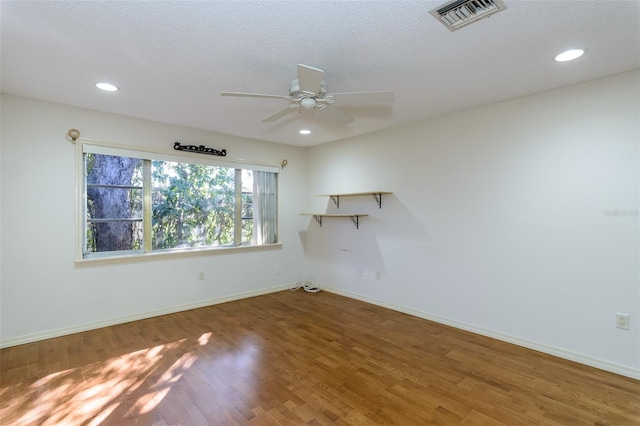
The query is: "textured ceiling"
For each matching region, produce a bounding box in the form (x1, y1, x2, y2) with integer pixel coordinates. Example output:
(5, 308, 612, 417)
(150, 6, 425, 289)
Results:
(1, 1, 639, 147)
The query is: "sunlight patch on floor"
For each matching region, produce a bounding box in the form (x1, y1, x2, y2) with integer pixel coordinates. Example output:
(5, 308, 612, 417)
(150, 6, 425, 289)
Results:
(129, 351, 198, 415)
(1, 339, 188, 425)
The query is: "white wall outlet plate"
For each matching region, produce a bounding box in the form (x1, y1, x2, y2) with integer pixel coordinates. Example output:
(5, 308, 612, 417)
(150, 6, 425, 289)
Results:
(616, 313, 630, 330)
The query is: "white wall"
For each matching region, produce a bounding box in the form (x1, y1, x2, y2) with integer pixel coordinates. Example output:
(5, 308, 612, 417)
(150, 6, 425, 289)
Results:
(2, 71, 638, 379)
(0, 94, 308, 346)
(305, 70, 640, 378)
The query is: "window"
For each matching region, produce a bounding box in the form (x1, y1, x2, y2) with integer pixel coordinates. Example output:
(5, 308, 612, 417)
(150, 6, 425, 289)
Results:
(80, 143, 278, 260)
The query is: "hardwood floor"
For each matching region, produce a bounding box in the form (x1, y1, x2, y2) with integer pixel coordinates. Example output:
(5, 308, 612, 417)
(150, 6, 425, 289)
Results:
(1, 290, 638, 425)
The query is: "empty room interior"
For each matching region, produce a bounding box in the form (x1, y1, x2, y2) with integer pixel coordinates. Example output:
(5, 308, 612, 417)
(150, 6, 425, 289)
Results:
(1, 1, 639, 425)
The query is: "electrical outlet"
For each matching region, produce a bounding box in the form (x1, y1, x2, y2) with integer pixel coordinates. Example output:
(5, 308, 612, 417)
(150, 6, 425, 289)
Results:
(375, 271, 382, 280)
(198, 270, 205, 281)
(274, 265, 280, 275)
(616, 313, 630, 330)
(356, 266, 364, 278)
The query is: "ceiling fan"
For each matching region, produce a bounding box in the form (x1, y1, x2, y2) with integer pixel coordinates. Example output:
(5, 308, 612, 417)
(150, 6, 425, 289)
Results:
(221, 64, 394, 125)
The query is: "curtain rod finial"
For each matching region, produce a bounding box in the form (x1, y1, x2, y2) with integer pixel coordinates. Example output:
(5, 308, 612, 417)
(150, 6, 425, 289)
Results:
(68, 128, 80, 143)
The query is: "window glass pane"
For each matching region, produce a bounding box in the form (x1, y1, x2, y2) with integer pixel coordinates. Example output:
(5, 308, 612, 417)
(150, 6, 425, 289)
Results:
(84, 153, 143, 255)
(80, 144, 278, 260)
(241, 169, 254, 245)
(253, 171, 278, 245)
(151, 160, 235, 250)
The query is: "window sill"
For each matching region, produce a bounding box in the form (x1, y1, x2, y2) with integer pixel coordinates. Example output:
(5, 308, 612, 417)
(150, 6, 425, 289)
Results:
(74, 243, 283, 267)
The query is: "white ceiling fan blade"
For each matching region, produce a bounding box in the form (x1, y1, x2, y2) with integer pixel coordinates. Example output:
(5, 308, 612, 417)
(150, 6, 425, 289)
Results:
(222, 65, 392, 125)
(322, 104, 354, 125)
(328, 91, 395, 105)
(297, 64, 324, 96)
(261, 105, 298, 123)
(221, 92, 287, 99)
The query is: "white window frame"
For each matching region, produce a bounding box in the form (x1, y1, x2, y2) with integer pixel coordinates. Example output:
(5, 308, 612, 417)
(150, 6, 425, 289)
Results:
(75, 140, 280, 266)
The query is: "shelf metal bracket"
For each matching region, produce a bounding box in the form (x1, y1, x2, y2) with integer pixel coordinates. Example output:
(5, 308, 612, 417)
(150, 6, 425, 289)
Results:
(312, 215, 323, 227)
(349, 215, 360, 229)
(330, 195, 340, 209)
(372, 193, 383, 209)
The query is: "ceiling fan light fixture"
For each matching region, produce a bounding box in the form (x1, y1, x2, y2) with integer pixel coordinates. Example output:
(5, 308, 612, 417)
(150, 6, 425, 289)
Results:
(555, 48, 585, 62)
(300, 97, 316, 110)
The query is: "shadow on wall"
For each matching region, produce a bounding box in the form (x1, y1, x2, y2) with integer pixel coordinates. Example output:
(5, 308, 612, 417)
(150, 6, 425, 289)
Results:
(299, 193, 434, 282)
(299, 191, 505, 325)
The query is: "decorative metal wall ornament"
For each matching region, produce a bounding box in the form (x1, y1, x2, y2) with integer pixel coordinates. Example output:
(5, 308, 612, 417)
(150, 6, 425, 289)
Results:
(173, 141, 227, 157)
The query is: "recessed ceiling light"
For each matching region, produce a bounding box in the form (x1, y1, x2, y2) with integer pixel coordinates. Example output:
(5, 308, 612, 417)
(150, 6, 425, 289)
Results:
(299, 129, 311, 135)
(555, 49, 585, 62)
(95, 82, 119, 92)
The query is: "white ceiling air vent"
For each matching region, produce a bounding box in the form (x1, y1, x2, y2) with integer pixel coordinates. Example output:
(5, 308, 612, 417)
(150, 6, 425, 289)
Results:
(430, 0, 507, 31)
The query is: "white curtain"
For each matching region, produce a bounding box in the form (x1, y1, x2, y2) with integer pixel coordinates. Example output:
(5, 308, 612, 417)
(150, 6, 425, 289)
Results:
(253, 171, 277, 245)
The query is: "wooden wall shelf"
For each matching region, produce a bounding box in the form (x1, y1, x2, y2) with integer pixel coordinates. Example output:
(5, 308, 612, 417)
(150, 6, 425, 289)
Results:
(317, 191, 392, 209)
(301, 191, 391, 229)
(300, 213, 368, 229)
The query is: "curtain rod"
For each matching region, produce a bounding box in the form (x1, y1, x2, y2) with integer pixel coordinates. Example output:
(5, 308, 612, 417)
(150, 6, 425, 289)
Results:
(67, 128, 287, 170)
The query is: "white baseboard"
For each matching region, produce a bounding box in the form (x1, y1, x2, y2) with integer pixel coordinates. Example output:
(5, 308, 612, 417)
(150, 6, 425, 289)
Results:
(0, 284, 292, 349)
(323, 287, 640, 381)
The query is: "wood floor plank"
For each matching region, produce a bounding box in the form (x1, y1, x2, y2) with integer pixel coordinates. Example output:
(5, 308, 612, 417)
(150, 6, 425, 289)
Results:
(1, 290, 639, 425)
